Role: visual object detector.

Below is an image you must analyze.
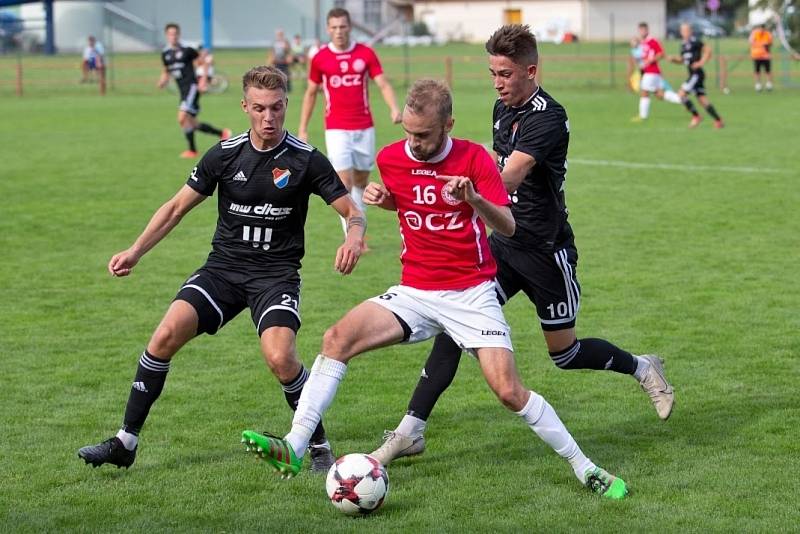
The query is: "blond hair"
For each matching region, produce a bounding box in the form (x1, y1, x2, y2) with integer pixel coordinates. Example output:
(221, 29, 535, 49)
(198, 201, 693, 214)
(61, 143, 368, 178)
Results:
(405, 79, 452, 121)
(242, 65, 287, 94)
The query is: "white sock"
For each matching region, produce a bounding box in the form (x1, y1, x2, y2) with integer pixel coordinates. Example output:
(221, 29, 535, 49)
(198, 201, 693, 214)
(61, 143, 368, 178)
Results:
(339, 215, 347, 236)
(639, 97, 651, 119)
(350, 186, 366, 215)
(395, 414, 427, 439)
(664, 90, 682, 104)
(285, 355, 347, 458)
(116, 429, 138, 451)
(516, 391, 595, 483)
(633, 355, 650, 381)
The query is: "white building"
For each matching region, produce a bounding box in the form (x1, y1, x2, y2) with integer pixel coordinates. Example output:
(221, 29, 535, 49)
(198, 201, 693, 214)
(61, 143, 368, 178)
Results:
(413, 0, 667, 43)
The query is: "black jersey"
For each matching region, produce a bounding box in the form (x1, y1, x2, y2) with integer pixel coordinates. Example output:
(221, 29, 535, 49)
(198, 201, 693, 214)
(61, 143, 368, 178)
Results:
(680, 36, 704, 73)
(491, 87, 573, 252)
(187, 130, 348, 275)
(162, 44, 199, 92)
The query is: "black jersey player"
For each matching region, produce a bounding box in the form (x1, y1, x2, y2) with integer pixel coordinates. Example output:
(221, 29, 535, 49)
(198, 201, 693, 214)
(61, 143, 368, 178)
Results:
(669, 23, 724, 129)
(158, 23, 232, 158)
(78, 66, 365, 473)
(370, 25, 675, 466)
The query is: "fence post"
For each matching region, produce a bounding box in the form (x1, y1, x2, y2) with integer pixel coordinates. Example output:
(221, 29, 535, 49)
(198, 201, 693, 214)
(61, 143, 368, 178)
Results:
(609, 12, 615, 88)
(445, 56, 453, 88)
(99, 66, 107, 95)
(15, 51, 23, 97)
(719, 56, 727, 91)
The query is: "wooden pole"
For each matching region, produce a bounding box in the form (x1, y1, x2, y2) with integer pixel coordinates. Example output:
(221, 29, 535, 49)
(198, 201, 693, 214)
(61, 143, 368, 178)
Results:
(445, 56, 453, 88)
(719, 56, 728, 91)
(15, 52, 23, 97)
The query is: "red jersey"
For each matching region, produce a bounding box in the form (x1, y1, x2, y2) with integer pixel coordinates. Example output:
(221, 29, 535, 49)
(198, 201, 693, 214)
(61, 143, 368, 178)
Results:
(376, 137, 511, 291)
(308, 42, 383, 130)
(641, 36, 664, 74)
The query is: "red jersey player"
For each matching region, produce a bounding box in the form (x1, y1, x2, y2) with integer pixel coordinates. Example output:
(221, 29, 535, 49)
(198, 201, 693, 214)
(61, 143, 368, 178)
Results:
(242, 79, 629, 500)
(635, 21, 670, 121)
(299, 7, 401, 238)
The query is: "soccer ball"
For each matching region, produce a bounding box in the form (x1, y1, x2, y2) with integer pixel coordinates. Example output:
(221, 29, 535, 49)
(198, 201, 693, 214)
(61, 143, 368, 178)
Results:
(325, 453, 389, 515)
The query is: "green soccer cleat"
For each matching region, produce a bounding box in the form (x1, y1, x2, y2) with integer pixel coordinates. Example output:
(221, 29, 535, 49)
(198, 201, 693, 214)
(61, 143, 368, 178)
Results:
(241, 430, 301, 479)
(584, 467, 628, 500)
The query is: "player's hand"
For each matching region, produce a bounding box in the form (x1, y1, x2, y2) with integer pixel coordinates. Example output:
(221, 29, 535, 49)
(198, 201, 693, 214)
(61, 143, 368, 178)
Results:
(298, 130, 309, 143)
(390, 109, 402, 124)
(363, 182, 391, 206)
(157, 79, 168, 90)
(334, 237, 362, 275)
(108, 249, 141, 277)
(198, 79, 209, 93)
(690, 61, 703, 69)
(437, 175, 479, 204)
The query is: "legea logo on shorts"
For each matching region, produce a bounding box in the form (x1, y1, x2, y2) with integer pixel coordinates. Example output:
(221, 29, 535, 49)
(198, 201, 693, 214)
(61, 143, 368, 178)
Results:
(272, 167, 291, 189)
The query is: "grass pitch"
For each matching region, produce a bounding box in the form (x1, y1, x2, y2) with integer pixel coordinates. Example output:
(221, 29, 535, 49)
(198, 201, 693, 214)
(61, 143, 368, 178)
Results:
(1, 44, 798, 532)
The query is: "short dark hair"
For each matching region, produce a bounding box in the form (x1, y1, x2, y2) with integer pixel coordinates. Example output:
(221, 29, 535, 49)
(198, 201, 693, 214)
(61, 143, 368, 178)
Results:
(327, 8, 351, 24)
(405, 79, 452, 122)
(638, 22, 649, 29)
(165, 23, 180, 33)
(485, 24, 538, 66)
(242, 65, 287, 94)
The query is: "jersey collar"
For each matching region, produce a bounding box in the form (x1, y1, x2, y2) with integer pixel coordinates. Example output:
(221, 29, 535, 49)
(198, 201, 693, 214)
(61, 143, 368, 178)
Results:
(404, 136, 453, 164)
(249, 129, 287, 152)
(512, 86, 541, 111)
(328, 41, 356, 54)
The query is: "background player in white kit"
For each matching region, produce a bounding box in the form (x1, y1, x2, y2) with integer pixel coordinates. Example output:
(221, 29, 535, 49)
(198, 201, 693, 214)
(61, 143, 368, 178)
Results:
(243, 79, 628, 499)
(298, 7, 402, 239)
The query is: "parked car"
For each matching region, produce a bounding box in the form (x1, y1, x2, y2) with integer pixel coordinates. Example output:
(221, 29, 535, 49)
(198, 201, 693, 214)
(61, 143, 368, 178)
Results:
(667, 17, 726, 38)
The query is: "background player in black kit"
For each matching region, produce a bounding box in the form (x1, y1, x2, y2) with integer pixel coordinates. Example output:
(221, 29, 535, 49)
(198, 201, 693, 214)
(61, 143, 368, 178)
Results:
(371, 25, 675, 465)
(669, 23, 724, 129)
(158, 23, 232, 158)
(78, 66, 365, 473)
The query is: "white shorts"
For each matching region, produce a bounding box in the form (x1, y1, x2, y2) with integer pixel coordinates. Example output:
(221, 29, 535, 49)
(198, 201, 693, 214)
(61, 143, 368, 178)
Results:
(368, 280, 513, 353)
(640, 73, 663, 93)
(324, 127, 375, 172)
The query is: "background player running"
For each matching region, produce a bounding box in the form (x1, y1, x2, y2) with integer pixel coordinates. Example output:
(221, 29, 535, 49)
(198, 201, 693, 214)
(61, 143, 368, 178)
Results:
(633, 22, 673, 121)
(242, 79, 628, 499)
(371, 25, 674, 467)
(669, 23, 724, 129)
(158, 23, 231, 158)
(298, 7, 402, 239)
(78, 66, 364, 474)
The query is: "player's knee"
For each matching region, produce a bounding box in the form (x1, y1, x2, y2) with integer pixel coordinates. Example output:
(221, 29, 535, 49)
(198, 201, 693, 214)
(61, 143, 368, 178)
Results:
(262, 347, 298, 380)
(148, 323, 186, 358)
(321, 323, 353, 359)
(491, 381, 526, 411)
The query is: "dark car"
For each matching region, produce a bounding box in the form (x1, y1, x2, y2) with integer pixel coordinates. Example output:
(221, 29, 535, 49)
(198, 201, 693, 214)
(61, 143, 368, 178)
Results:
(667, 17, 726, 39)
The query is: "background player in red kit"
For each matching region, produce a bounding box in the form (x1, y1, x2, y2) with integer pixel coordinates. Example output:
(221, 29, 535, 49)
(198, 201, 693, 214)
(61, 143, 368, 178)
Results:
(635, 21, 669, 121)
(298, 7, 401, 238)
(242, 79, 628, 499)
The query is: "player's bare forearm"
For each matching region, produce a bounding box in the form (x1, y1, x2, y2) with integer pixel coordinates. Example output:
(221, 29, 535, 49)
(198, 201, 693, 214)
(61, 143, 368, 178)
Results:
(501, 150, 536, 192)
(157, 70, 169, 89)
(374, 74, 401, 123)
(331, 195, 365, 274)
(470, 197, 515, 237)
(298, 83, 319, 139)
(110, 186, 204, 276)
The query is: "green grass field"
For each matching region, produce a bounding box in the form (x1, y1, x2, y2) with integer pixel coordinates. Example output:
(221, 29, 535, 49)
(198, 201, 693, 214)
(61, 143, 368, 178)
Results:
(1, 44, 799, 532)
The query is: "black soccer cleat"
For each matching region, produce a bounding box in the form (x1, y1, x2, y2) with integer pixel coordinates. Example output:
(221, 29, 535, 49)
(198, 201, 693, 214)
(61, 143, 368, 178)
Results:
(78, 437, 137, 469)
(308, 442, 336, 473)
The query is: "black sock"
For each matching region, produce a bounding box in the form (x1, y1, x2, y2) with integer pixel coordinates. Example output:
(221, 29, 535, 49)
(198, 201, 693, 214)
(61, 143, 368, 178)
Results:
(406, 333, 462, 420)
(122, 351, 171, 435)
(683, 98, 699, 116)
(704, 104, 721, 121)
(183, 129, 196, 152)
(548, 338, 637, 375)
(196, 122, 222, 136)
(281, 366, 327, 445)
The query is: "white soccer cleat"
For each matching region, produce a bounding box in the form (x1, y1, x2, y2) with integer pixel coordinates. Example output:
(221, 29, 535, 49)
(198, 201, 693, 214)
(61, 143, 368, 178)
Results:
(637, 355, 674, 420)
(370, 431, 426, 466)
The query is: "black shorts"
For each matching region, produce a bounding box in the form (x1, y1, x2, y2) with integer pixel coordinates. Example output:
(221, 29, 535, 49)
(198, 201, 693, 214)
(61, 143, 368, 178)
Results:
(178, 82, 200, 116)
(754, 59, 771, 73)
(490, 237, 581, 331)
(681, 70, 706, 96)
(174, 264, 301, 336)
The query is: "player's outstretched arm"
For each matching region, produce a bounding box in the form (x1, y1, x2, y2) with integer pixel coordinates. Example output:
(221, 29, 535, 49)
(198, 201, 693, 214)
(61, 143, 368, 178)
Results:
(373, 74, 402, 123)
(108, 185, 206, 277)
(439, 176, 515, 237)
(330, 195, 365, 275)
(157, 67, 169, 89)
(362, 182, 396, 211)
(499, 150, 537, 193)
(298, 81, 320, 142)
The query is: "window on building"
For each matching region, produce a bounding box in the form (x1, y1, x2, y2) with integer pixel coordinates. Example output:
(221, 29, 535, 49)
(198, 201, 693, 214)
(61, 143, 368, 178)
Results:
(504, 9, 522, 25)
(364, 0, 382, 27)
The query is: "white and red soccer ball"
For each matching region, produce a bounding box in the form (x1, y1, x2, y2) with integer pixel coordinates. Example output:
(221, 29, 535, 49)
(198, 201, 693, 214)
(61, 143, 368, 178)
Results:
(325, 453, 389, 515)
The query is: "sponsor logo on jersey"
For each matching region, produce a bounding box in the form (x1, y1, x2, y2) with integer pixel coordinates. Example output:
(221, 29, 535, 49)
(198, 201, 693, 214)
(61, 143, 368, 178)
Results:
(229, 202, 293, 217)
(403, 210, 464, 231)
(411, 169, 437, 176)
(272, 167, 291, 189)
(233, 170, 247, 182)
(189, 166, 199, 181)
(328, 74, 362, 88)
